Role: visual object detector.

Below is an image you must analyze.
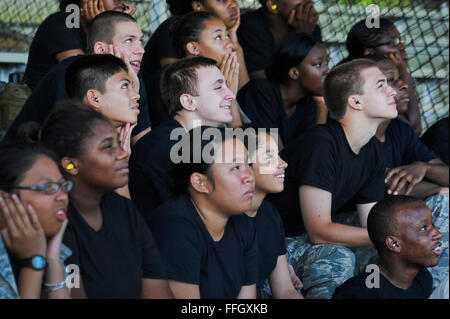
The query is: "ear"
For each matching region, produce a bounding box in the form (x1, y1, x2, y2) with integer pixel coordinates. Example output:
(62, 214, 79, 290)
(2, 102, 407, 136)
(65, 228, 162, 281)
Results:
(386, 236, 401, 253)
(179, 93, 196, 111)
(191, 1, 203, 11)
(85, 89, 102, 109)
(191, 1, 205, 11)
(347, 95, 362, 111)
(266, 0, 278, 13)
(190, 173, 209, 194)
(61, 157, 79, 176)
(93, 41, 108, 55)
(186, 42, 200, 56)
(288, 67, 300, 81)
(363, 48, 375, 55)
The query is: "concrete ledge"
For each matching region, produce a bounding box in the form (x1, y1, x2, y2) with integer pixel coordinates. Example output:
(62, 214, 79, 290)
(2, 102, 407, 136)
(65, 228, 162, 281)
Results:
(0, 51, 28, 64)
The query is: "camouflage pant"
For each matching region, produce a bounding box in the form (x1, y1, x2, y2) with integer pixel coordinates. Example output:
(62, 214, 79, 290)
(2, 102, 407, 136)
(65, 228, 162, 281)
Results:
(282, 211, 378, 299)
(259, 235, 361, 299)
(425, 194, 449, 289)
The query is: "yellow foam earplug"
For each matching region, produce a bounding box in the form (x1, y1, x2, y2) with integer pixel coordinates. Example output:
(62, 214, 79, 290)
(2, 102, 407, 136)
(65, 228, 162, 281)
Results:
(66, 163, 74, 171)
(271, 4, 277, 10)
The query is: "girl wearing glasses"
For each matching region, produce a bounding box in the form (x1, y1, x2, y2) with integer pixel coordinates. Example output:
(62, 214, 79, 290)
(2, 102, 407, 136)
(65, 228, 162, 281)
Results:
(37, 100, 174, 299)
(0, 142, 71, 299)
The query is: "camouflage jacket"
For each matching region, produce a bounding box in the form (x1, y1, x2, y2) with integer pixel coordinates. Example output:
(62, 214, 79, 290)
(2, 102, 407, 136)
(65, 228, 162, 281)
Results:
(0, 236, 72, 299)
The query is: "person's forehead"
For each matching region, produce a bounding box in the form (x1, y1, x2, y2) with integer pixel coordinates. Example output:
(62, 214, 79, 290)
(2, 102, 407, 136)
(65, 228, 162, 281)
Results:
(377, 26, 400, 42)
(203, 18, 226, 33)
(396, 201, 431, 226)
(361, 66, 385, 85)
(105, 69, 130, 86)
(88, 120, 117, 143)
(197, 66, 223, 87)
(23, 156, 61, 183)
(389, 25, 400, 37)
(305, 44, 325, 59)
(112, 21, 143, 38)
(377, 60, 396, 76)
(281, 0, 310, 7)
(216, 138, 248, 163)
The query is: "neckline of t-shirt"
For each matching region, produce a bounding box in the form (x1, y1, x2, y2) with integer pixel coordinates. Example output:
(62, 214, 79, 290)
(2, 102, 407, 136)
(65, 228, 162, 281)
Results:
(379, 269, 425, 293)
(334, 121, 366, 157)
(159, 119, 184, 131)
(289, 95, 314, 121)
(69, 197, 108, 234)
(188, 196, 232, 245)
(247, 200, 271, 221)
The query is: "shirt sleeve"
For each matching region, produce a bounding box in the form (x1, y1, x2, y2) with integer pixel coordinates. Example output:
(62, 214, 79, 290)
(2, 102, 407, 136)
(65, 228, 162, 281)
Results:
(421, 118, 449, 165)
(294, 132, 337, 193)
(400, 121, 439, 164)
(150, 212, 202, 285)
(43, 13, 85, 57)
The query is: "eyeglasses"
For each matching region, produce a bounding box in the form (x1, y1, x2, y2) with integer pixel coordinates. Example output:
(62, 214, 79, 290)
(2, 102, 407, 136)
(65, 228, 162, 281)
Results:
(12, 180, 73, 195)
(374, 37, 402, 48)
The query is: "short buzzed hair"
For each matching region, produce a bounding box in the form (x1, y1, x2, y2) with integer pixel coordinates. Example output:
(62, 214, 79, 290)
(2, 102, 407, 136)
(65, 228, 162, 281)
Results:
(160, 56, 218, 117)
(367, 195, 424, 253)
(65, 54, 128, 101)
(324, 58, 377, 120)
(86, 11, 137, 53)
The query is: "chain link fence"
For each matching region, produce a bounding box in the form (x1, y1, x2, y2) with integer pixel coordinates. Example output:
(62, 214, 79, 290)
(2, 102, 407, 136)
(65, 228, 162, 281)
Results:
(0, 0, 448, 133)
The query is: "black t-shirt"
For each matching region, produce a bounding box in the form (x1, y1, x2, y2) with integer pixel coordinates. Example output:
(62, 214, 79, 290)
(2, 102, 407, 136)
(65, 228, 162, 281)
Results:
(63, 192, 166, 299)
(149, 194, 258, 299)
(237, 78, 316, 145)
(5, 56, 151, 142)
(141, 16, 180, 77)
(250, 200, 286, 288)
(421, 117, 449, 165)
(237, 8, 322, 75)
(129, 120, 185, 216)
(24, 11, 87, 90)
(268, 120, 385, 237)
(333, 267, 433, 299)
(142, 66, 170, 128)
(382, 118, 438, 168)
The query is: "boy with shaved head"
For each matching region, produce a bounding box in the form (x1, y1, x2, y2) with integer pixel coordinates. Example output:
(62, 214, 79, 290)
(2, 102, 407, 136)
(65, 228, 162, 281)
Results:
(334, 195, 444, 298)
